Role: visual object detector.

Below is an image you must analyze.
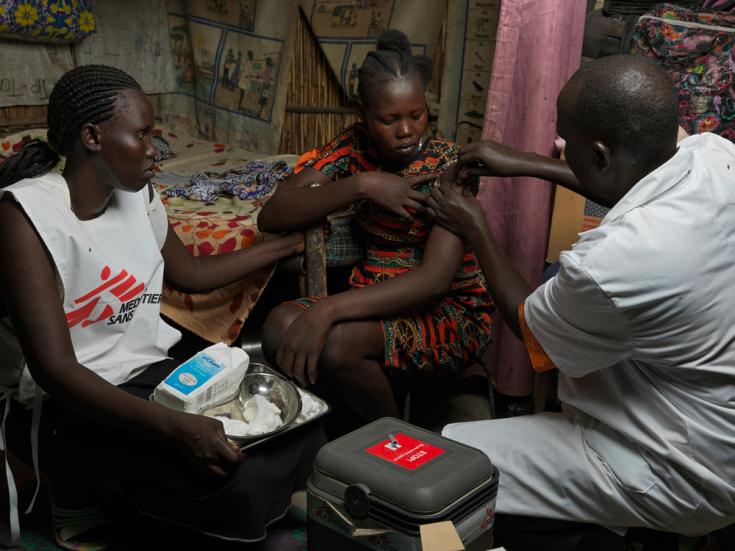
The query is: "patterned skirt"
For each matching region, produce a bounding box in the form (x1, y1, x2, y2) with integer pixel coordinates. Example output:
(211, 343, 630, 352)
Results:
(290, 291, 493, 377)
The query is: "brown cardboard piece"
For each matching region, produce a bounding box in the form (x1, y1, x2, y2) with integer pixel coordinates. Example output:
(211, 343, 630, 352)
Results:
(420, 521, 465, 551)
(546, 185, 586, 263)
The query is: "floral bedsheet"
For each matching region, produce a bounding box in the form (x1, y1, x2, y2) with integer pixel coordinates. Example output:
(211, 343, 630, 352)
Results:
(153, 127, 297, 344)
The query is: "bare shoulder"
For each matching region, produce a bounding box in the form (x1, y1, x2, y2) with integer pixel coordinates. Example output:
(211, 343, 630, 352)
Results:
(0, 194, 55, 276)
(0, 193, 23, 217)
(0, 194, 40, 245)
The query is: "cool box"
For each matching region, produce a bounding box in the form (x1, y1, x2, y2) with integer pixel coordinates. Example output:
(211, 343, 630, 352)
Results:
(307, 418, 498, 550)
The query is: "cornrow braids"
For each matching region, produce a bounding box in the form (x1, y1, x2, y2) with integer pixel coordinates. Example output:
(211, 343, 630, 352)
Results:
(47, 65, 142, 155)
(0, 64, 142, 188)
(357, 29, 432, 108)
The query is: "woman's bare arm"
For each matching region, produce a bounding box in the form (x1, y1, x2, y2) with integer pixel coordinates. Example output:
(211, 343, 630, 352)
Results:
(161, 224, 303, 294)
(258, 167, 434, 233)
(317, 225, 465, 321)
(426, 184, 530, 338)
(258, 167, 356, 233)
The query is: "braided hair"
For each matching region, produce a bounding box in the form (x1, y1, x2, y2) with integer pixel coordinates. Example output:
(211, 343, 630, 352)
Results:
(357, 29, 431, 109)
(0, 65, 142, 187)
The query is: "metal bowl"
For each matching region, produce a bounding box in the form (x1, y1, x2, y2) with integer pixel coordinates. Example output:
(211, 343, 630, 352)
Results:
(202, 372, 302, 442)
(247, 362, 274, 375)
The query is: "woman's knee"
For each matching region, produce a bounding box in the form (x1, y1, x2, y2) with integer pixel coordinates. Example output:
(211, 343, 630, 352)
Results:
(261, 304, 302, 363)
(319, 322, 383, 378)
(319, 324, 352, 377)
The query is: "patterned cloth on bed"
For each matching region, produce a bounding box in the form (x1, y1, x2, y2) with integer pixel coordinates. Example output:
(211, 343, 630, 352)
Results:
(156, 181, 275, 344)
(164, 160, 291, 202)
(633, 3, 735, 141)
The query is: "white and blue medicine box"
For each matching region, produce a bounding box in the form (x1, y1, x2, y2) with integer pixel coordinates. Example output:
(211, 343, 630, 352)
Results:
(163, 353, 224, 395)
(153, 343, 249, 413)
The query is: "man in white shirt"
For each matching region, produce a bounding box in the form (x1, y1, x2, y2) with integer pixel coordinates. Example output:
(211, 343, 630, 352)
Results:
(426, 55, 735, 549)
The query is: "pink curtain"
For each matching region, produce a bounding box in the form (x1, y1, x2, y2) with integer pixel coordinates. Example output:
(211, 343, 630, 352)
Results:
(480, 0, 587, 396)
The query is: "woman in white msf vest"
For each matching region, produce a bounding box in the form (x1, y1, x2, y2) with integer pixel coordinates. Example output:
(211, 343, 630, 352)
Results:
(0, 65, 324, 549)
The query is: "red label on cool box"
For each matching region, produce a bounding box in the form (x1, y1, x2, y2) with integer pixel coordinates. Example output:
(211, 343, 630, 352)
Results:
(365, 433, 445, 470)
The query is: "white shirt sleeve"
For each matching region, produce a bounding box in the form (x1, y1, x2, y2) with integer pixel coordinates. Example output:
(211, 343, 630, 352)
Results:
(145, 186, 169, 250)
(524, 255, 633, 377)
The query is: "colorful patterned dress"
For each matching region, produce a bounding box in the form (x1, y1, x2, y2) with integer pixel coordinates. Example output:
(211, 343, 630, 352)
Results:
(298, 123, 494, 377)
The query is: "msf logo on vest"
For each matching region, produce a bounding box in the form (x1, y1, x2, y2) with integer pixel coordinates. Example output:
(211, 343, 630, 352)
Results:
(65, 265, 162, 328)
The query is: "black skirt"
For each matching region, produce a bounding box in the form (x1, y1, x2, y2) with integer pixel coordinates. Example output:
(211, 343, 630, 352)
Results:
(7, 358, 325, 543)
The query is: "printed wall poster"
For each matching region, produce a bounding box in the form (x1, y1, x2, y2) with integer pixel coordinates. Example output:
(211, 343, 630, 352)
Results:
(156, 0, 297, 153)
(301, 0, 445, 100)
(438, 0, 500, 143)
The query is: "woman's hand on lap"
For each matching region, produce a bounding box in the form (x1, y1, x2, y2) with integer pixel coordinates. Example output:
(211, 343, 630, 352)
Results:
(166, 410, 242, 477)
(359, 171, 435, 220)
(276, 305, 333, 387)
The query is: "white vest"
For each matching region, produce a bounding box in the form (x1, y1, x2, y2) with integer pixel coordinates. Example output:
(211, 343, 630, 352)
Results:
(2, 172, 181, 402)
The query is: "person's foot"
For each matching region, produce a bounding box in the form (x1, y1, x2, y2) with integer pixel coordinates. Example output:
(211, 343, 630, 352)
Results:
(49, 479, 114, 550)
(52, 503, 113, 551)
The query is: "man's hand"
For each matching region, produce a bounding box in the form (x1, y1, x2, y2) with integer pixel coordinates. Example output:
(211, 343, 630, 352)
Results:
(426, 182, 489, 247)
(440, 164, 479, 196)
(456, 141, 535, 181)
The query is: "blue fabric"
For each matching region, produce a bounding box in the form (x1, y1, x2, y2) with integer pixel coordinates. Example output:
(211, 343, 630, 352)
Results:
(163, 160, 290, 202)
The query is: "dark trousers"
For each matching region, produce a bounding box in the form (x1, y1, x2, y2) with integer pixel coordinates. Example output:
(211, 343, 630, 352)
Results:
(5, 359, 326, 543)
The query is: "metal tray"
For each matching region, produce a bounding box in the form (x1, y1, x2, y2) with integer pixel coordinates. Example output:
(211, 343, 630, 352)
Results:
(151, 362, 330, 451)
